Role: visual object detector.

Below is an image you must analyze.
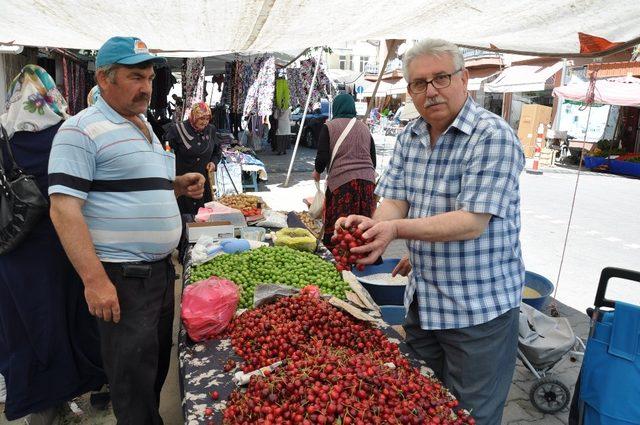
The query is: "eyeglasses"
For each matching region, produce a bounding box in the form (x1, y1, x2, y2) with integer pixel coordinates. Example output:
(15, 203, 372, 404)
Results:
(407, 68, 463, 94)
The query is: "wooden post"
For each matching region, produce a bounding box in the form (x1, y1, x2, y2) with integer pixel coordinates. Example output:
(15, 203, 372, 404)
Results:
(364, 39, 403, 122)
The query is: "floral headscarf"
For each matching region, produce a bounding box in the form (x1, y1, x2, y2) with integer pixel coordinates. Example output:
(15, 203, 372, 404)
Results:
(0, 65, 69, 139)
(87, 85, 101, 107)
(188, 101, 211, 130)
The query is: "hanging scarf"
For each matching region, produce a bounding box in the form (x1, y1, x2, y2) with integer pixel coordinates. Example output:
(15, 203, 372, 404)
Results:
(0, 65, 69, 139)
(183, 58, 205, 120)
(188, 102, 211, 130)
(332, 93, 357, 119)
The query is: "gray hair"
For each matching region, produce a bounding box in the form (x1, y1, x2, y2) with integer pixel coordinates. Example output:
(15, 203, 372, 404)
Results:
(402, 39, 465, 81)
(96, 64, 122, 83)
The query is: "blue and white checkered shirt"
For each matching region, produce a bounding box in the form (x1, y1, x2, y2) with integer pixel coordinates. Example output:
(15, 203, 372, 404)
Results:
(376, 97, 525, 330)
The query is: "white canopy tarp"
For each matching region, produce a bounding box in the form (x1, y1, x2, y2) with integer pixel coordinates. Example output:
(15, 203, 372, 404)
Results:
(468, 72, 500, 91)
(362, 80, 393, 97)
(553, 76, 640, 107)
(1, 1, 639, 57)
(485, 61, 563, 93)
(388, 79, 409, 96)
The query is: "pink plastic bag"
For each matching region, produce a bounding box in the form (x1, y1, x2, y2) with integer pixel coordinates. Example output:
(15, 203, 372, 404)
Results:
(181, 276, 240, 342)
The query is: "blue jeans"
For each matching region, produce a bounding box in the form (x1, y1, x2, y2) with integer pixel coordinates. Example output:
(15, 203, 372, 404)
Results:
(404, 299, 519, 425)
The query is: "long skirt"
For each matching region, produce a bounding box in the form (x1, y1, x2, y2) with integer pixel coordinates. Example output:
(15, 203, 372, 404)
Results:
(0, 218, 106, 419)
(322, 179, 376, 247)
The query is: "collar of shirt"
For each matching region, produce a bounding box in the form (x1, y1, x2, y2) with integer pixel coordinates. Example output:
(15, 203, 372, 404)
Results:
(410, 96, 478, 146)
(95, 97, 148, 126)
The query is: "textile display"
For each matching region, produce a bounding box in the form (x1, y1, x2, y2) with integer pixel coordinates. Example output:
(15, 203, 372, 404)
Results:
(221, 62, 232, 109)
(239, 61, 253, 114)
(181, 58, 205, 120)
(286, 58, 332, 110)
(61, 57, 86, 115)
(242, 56, 275, 117)
(233, 60, 244, 113)
(275, 78, 291, 110)
(221, 147, 268, 180)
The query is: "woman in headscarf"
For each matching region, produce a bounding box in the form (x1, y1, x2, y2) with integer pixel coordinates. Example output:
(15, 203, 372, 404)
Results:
(0, 65, 105, 423)
(164, 101, 222, 214)
(87, 84, 100, 106)
(312, 94, 377, 246)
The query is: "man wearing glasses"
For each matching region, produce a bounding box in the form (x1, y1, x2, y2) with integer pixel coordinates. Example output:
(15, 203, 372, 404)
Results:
(341, 39, 525, 424)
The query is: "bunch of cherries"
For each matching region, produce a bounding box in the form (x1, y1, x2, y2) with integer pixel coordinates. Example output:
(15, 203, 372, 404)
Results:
(330, 225, 367, 272)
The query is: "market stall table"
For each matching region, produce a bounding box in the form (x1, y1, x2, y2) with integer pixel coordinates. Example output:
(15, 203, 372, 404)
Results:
(177, 214, 434, 424)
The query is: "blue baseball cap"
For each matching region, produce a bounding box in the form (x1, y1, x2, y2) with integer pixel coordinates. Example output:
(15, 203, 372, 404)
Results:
(96, 36, 167, 68)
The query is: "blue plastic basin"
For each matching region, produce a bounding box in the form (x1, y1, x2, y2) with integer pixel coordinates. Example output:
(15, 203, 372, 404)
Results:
(379, 305, 407, 325)
(351, 258, 406, 306)
(522, 271, 554, 311)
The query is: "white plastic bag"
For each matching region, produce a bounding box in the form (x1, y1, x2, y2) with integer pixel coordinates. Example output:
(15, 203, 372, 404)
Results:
(255, 209, 288, 228)
(308, 181, 325, 219)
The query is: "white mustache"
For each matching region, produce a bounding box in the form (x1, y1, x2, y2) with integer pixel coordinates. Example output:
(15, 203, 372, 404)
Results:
(423, 97, 446, 107)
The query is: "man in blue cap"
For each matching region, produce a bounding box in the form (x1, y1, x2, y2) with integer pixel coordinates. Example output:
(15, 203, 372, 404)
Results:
(48, 36, 205, 424)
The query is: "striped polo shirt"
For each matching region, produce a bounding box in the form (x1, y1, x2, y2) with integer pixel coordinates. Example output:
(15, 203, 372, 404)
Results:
(48, 97, 181, 262)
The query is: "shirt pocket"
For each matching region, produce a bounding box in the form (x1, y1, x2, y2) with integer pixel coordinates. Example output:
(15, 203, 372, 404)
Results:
(431, 172, 461, 213)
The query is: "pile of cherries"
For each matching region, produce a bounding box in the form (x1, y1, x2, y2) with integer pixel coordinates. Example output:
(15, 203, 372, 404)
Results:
(223, 347, 475, 425)
(330, 225, 367, 272)
(228, 293, 400, 372)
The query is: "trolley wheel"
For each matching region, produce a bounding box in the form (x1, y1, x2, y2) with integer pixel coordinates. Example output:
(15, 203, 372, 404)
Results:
(529, 377, 571, 414)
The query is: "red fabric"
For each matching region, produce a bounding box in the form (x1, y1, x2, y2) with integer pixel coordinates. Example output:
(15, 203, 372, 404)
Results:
(578, 32, 623, 55)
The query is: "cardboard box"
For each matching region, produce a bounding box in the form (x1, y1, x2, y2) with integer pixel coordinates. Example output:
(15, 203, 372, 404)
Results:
(517, 104, 552, 158)
(187, 221, 235, 243)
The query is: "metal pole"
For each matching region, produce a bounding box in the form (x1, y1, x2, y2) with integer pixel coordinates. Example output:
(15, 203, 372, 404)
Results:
(284, 49, 322, 187)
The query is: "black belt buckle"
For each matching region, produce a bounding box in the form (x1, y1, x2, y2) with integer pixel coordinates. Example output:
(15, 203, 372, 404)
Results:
(122, 264, 152, 279)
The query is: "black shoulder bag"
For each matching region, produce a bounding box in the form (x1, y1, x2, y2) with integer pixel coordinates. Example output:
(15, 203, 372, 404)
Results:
(0, 125, 49, 254)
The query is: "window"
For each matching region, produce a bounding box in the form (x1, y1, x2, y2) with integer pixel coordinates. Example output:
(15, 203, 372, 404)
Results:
(339, 55, 347, 70)
(359, 56, 370, 72)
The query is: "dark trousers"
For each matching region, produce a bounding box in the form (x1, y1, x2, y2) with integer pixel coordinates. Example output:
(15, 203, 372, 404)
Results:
(268, 115, 278, 151)
(404, 299, 519, 425)
(98, 258, 175, 425)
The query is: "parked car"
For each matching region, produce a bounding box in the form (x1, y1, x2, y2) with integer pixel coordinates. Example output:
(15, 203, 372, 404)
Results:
(290, 99, 330, 148)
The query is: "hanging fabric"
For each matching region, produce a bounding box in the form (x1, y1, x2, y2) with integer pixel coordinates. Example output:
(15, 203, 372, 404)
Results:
(275, 78, 290, 110)
(286, 58, 331, 111)
(242, 56, 275, 118)
(182, 58, 205, 120)
(61, 57, 86, 115)
(286, 68, 303, 108)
